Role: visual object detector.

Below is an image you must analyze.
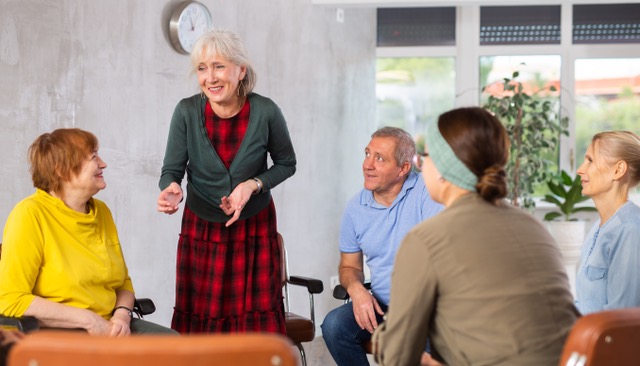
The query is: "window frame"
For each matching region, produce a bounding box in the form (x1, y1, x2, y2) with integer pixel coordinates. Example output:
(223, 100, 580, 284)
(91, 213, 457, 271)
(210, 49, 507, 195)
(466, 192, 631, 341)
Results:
(376, 3, 640, 173)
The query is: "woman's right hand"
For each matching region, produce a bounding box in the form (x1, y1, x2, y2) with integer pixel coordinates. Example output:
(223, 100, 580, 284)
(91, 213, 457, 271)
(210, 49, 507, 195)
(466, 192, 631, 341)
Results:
(157, 182, 183, 214)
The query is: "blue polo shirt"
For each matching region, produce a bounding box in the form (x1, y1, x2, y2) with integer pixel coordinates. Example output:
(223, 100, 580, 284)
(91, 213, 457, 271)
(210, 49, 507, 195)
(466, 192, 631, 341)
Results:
(339, 171, 443, 305)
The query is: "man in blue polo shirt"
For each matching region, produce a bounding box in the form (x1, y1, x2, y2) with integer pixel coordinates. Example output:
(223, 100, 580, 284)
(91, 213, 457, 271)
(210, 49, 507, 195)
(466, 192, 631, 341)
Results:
(321, 126, 443, 366)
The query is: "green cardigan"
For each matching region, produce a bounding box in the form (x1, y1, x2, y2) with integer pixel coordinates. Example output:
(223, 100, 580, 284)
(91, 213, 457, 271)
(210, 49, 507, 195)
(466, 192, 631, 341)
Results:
(159, 92, 296, 222)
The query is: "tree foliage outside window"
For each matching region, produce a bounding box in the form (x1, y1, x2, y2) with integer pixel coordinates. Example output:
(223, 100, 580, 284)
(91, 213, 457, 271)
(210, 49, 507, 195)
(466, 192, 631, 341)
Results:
(376, 57, 455, 146)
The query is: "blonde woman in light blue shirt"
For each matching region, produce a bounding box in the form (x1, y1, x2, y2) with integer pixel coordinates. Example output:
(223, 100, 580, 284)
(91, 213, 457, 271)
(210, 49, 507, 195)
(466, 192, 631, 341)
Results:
(575, 130, 640, 314)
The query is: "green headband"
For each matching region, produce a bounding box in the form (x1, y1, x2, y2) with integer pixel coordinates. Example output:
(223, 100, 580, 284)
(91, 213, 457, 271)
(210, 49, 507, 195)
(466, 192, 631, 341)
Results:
(426, 122, 478, 191)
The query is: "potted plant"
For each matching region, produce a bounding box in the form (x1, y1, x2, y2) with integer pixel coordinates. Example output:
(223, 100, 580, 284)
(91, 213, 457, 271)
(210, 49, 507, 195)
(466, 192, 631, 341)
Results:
(542, 170, 597, 221)
(542, 170, 597, 265)
(482, 70, 569, 210)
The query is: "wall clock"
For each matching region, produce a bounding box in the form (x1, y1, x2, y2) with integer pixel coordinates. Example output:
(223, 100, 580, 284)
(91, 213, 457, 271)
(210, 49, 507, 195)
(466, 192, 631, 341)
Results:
(169, 1, 213, 55)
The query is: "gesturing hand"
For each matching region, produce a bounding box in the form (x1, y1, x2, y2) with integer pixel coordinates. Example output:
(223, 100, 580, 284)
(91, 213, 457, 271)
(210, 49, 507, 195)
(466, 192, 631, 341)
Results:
(157, 182, 183, 215)
(220, 180, 258, 227)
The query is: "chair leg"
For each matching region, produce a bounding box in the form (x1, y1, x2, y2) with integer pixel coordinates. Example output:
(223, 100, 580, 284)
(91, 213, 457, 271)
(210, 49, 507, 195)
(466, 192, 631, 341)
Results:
(296, 343, 307, 366)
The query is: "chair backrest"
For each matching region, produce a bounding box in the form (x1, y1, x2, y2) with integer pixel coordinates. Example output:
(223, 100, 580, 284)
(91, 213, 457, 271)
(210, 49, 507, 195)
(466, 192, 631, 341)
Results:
(559, 308, 640, 366)
(278, 233, 288, 285)
(278, 233, 290, 312)
(8, 330, 298, 366)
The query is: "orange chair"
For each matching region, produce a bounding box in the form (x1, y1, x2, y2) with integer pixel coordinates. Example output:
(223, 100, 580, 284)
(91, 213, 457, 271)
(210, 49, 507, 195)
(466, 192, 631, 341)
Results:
(278, 233, 324, 366)
(7, 330, 297, 366)
(559, 307, 640, 366)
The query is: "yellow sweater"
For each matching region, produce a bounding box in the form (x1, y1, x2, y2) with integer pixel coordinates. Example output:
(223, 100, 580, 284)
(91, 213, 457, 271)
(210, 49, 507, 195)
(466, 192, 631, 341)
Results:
(0, 189, 134, 319)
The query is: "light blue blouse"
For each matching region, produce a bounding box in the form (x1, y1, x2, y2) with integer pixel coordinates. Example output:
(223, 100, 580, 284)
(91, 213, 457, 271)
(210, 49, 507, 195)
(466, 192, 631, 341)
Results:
(575, 201, 640, 314)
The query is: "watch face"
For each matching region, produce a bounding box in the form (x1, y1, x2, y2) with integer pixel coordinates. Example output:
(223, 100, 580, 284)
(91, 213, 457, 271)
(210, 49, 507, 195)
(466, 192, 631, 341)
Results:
(170, 1, 213, 54)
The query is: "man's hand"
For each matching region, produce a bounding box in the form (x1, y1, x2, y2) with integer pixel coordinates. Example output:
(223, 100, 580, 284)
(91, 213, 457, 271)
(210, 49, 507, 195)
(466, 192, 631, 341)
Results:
(350, 285, 384, 333)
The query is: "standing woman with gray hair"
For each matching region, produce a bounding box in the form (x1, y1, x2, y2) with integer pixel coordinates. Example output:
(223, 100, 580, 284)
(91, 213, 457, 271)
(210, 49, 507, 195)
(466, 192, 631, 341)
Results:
(575, 130, 640, 314)
(157, 29, 296, 334)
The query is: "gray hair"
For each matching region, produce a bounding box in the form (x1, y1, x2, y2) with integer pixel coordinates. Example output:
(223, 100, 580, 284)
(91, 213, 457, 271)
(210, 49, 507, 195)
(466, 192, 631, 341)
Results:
(190, 29, 257, 96)
(593, 130, 640, 187)
(371, 126, 416, 166)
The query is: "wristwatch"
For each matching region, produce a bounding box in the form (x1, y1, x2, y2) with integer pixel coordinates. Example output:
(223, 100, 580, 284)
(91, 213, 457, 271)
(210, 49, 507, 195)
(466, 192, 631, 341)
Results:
(113, 305, 133, 318)
(253, 177, 263, 194)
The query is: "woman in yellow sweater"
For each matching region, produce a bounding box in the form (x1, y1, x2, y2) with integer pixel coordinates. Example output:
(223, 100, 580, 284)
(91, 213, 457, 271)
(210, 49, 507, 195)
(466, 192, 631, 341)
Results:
(0, 128, 174, 335)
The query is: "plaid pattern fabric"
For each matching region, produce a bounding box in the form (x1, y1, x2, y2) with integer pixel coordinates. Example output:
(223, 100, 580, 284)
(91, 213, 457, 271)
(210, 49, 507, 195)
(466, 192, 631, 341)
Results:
(172, 99, 285, 335)
(204, 99, 250, 168)
(172, 199, 285, 334)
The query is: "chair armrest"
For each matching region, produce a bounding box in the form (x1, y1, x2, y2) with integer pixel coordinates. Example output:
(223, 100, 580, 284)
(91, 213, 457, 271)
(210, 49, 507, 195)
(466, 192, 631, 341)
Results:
(288, 276, 324, 294)
(133, 298, 156, 318)
(332, 282, 371, 301)
(0, 300, 154, 331)
(0, 315, 39, 333)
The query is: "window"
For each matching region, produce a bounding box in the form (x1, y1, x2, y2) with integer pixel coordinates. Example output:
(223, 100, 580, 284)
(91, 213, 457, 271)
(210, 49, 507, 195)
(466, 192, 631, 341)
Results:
(376, 57, 456, 144)
(377, 7, 456, 47)
(480, 6, 561, 45)
(574, 58, 640, 165)
(376, 2, 640, 201)
(573, 4, 640, 44)
(376, 7, 457, 144)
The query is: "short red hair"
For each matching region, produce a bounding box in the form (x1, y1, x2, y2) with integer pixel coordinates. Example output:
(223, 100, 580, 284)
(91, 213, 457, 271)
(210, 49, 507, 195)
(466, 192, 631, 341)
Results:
(28, 128, 98, 194)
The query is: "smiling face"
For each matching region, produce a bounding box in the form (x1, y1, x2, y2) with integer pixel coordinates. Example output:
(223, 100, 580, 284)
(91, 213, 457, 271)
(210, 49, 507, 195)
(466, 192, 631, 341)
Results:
(362, 136, 409, 202)
(196, 53, 246, 107)
(65, 151, 107, 198)
(577, 140, 616, 199)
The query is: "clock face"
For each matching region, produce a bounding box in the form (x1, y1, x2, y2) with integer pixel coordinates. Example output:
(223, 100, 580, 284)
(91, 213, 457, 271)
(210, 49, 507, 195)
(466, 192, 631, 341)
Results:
(169, 1, 213, 55)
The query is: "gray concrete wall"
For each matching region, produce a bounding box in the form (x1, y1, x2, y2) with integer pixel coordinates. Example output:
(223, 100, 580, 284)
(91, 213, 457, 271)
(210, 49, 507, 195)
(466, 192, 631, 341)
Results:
(0, 0, 376, 329)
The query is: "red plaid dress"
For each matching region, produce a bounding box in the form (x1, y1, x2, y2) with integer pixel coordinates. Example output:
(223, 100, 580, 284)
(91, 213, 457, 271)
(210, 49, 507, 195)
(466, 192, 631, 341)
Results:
(171, 99, 286, 335)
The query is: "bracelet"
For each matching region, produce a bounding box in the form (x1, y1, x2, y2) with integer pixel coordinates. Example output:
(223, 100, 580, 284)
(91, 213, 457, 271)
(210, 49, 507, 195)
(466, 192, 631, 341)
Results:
(113, 305, 133, 318)
(252, 178, 263, 194)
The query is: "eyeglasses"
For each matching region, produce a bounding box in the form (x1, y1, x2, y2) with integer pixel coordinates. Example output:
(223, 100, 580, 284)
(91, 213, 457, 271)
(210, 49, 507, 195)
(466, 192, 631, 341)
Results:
(412, 152, 429, 170)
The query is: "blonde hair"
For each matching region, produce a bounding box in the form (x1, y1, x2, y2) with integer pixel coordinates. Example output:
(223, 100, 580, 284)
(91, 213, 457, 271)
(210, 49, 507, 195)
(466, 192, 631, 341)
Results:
(592, 130, 640, 187)
(190, 29, 256, 96)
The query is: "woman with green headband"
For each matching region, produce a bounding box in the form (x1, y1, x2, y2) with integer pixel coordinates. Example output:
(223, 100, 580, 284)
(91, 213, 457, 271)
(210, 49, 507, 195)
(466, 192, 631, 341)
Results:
(373, 107, 579, 366)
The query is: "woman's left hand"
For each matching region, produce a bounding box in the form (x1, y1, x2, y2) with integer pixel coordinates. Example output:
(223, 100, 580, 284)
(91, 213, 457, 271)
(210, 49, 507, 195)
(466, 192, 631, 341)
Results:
(109, 312, 132, 337)
(220, 180, 258, 227)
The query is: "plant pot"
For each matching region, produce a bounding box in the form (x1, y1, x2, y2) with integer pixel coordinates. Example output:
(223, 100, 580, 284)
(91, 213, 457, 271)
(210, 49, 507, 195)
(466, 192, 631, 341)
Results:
(546, 220, 587, 265)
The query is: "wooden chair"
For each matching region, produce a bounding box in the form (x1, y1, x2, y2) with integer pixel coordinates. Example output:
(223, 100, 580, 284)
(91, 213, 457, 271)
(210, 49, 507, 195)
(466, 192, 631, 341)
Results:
(278, 233, 324, 366)
(559, 307, 640, 366)
(0, 243, 155, 333)
(7, 330, 297, 366)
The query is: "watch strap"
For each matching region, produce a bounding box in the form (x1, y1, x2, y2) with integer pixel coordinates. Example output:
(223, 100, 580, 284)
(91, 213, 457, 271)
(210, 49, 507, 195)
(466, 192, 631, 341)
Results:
(113, 305, 133, 318)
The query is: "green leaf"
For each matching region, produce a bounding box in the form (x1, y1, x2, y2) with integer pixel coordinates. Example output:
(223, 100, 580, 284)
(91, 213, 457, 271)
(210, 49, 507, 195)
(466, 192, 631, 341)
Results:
(547, 181, 566, 197)
(574, 207, 598, 213)
(544, 212, 562, 221)
(542, 195, 562, 206)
